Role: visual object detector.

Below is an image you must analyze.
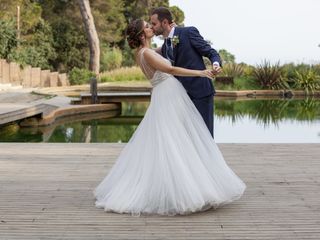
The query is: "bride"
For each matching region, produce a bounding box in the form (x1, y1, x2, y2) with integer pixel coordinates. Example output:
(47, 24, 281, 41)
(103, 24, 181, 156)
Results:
(93, 19, 246, 216)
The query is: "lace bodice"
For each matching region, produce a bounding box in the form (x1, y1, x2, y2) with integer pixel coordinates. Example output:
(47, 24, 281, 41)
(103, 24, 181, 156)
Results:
(138, 48, 171, 87)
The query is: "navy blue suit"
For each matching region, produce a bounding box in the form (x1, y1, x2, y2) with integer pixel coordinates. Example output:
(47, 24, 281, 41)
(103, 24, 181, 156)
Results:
(161, 26, 221, 137)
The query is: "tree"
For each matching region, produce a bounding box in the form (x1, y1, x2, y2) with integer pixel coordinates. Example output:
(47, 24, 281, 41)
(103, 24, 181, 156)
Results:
(77, 0, 100, 75)
(122, 0, 184, 25)
(90, 0, 127, 44)
(123, 0, 170, 24)
(39, 0, 89, 71)
(169, 6, 184, 25)
(0, 0, 42, 35)
(8, 19, 57, 69)
(0, 2, 57, 69)
(218, 49, 235, 64)
(1, 0, 185, 72)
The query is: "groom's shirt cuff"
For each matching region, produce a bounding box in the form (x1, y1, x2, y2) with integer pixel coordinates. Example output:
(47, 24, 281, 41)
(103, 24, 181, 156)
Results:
(213, 62, 220, 67)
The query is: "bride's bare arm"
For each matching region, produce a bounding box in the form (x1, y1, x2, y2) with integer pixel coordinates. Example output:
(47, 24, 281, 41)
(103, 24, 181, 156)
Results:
(143, 49, 214, 79)
(154, 47, 162, 55)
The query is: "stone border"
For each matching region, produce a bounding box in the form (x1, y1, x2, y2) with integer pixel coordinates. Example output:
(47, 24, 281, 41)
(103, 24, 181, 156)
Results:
(35, 85, 320, 99)
(216, 90, 320, 98)
(20, 103, 121, 127)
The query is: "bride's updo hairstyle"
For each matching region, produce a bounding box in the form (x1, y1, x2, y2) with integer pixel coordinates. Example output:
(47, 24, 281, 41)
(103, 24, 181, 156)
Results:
(126, 19, 145, 49)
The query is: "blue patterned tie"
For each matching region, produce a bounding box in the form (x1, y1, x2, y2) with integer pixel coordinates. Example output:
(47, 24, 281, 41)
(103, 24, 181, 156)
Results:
(165, 38, 174, 63)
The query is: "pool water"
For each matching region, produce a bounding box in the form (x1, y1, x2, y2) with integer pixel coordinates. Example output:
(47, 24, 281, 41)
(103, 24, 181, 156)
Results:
(0, 98, 319, 143)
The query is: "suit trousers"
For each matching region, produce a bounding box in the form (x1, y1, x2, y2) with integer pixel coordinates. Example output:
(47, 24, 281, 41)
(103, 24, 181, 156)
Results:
(188, 94, 214, 138)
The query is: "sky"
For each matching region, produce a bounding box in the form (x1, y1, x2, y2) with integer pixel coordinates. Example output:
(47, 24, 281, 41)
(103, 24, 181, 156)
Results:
(166, 0, 320, 65)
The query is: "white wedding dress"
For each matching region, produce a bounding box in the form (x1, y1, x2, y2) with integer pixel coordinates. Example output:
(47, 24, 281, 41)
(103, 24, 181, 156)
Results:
(93, 48, 246, 216)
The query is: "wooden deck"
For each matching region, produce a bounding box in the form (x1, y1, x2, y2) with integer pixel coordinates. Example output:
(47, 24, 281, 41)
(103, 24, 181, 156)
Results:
(0, 143, 319, 239)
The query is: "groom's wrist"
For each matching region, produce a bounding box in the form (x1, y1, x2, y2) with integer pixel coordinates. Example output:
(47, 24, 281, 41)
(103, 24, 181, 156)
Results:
(213, 62, 220, 67)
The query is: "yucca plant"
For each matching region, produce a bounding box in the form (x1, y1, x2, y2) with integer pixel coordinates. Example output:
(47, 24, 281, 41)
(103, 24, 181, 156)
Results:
(312, 64, 320, 75)
(293, 69, 320, 94)
(221, 63, 244, 78)
(282, 63, 296, 81)
(253, 60, 289, 89)
(253, 99, 290, 127)
(242, 63, 255, 78)
(215, 63, 244, 85)
(214, 100, 244, 123)
(295, 97, 320, 121)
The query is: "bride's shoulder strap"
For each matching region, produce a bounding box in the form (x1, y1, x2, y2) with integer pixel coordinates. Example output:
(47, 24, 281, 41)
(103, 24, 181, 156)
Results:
(140, 48, 165, 64)
(138, 48, 148, 62)
(138, 48, 154, 58)
(138, 48, 156, 79)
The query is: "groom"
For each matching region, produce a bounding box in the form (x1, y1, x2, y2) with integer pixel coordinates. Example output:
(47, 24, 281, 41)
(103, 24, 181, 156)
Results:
(150, 7, 222, 137)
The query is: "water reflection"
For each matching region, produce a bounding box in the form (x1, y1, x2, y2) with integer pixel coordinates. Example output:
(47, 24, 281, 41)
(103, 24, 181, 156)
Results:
(215, 98, 320, 127)
(0, 98, 319, 143)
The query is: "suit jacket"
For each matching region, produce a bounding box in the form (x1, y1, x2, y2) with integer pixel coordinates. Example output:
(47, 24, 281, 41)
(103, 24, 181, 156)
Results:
(161, 26, 221, 98)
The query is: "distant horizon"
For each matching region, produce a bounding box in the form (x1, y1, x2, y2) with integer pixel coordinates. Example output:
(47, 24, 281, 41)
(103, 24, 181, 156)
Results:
(165, 0, 320, 65)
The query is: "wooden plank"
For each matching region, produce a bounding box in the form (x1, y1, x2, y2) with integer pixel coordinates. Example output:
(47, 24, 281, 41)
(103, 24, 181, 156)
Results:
(0, 143, 319, 239)
(0, 104, 50, 125)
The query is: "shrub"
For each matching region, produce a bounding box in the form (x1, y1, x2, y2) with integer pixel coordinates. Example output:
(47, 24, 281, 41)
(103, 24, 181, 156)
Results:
(282, 63, 296, 80)
(312, 64, 320, 75)
(8, 46, 44, 68)
(221, 63, 244, 78)
(293, 69, 320, 94)
(100, 45, 123, 72)
(68, 67, 96, 85)
(252, 60, 289, 89)
(0, 19, 17, 58)
(121, 41, 135, 67)
(241, 63, 255, 78)
(234, 77, 260, 90)
(7, 19, 56, 69)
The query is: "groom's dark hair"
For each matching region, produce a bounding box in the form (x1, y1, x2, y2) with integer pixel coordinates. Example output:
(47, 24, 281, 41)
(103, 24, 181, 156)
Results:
(151, 7, 173, 24)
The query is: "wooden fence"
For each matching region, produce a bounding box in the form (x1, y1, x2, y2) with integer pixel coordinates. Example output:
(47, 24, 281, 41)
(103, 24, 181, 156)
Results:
(0, 59, 69, 88)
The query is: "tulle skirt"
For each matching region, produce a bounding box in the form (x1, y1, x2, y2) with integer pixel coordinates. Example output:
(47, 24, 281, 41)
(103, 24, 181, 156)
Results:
(93, 75, 246, 216)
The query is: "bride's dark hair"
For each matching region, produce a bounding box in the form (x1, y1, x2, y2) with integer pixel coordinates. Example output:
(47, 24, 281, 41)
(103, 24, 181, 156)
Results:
(126, 19, 145, 49)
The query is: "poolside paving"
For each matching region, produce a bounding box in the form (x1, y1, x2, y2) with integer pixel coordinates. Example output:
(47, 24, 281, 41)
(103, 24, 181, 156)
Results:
(0, 90, 81, 126)
(0, 143, 319, 239)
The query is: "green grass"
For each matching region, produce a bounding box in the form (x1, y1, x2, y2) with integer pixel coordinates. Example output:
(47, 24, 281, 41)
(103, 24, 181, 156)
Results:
(215, 77, 261, 90)
(100, 66, 147, 82)
(98, 65, 320, 93)
(99, 67, 261, 90)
